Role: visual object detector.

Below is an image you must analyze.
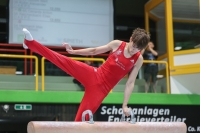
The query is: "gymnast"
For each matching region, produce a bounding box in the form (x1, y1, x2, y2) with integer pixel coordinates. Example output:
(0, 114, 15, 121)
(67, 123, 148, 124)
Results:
(22, 28, 150, 121)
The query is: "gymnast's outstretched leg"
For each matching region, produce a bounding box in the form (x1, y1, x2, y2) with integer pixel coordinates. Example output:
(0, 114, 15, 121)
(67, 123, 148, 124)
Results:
(22, 28, 108, 121)
(22, 28, 97, 86)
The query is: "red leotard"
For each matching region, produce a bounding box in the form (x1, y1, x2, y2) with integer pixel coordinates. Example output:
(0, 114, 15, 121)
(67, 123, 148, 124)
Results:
(24, 39, 140, 121)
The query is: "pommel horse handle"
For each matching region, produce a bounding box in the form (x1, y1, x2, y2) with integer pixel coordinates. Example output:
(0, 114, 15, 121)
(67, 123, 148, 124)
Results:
(27, 109, 187, 133)
(82, 110, 94, 124)
(120, 109, 135, 124)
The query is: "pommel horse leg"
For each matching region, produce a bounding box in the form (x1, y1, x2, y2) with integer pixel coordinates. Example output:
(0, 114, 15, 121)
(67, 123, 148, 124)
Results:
(27, 110, 187, 133)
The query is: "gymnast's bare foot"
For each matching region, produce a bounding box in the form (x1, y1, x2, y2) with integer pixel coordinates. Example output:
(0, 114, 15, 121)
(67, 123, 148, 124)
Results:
(22, 28, 33, 49)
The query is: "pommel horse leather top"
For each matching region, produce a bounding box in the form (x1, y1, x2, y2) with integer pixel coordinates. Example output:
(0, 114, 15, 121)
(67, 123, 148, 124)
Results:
(27, 110, 187, 133)
(28, 121, 186, 133)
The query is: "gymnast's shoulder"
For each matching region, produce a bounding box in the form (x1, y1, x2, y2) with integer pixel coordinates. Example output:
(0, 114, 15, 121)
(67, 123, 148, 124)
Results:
(107, 40, 123, 49)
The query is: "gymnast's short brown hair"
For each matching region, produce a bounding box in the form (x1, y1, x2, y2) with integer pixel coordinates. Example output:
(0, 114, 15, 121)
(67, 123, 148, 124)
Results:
(131, 28, 150, 50)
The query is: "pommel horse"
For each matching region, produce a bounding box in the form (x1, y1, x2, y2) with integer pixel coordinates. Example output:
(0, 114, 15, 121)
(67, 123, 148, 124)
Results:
(27, 110, 187, 133)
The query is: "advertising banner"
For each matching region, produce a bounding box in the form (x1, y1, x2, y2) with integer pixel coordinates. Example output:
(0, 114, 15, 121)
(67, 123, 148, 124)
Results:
(96, 104, 200, 133)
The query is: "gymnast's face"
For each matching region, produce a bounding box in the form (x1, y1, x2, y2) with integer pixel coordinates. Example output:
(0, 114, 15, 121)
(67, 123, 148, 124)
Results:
(127, 41, 140, 55)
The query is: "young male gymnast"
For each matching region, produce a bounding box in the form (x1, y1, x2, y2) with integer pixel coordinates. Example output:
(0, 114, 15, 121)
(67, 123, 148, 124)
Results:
(22, 28, 150, 121)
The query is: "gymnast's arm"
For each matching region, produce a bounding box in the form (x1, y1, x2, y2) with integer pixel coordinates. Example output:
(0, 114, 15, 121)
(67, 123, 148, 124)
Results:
(122, 55, 143, 116)
(63, 40, 121, 56)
